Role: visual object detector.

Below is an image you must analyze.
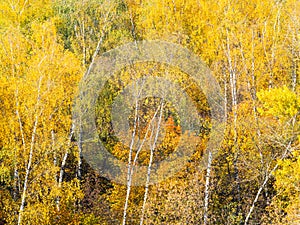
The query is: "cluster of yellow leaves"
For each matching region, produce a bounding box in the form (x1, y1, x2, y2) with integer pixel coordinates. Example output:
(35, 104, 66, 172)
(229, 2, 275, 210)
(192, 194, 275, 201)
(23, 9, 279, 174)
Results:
(0, 0, 53, 29)
(257, 86, 300, 120)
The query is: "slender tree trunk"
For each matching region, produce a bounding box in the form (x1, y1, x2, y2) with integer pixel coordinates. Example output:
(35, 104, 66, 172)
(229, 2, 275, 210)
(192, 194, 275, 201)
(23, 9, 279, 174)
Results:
(18, 76, 43, 225)
(203, 150, 213, 225)
(122, 79, 163, 225)
(122, 82, 141, 225)
(77, 123, 83, 180)
(291, 35, 297, 92)
(140, 101, 164, 225)
(13, 167, 19, 201)
(223, 64, 228, 123)
(245, 110, 297, 224)
(225, 29, 241, 218)
(76, 7, 112, 181)
(56, 124, 75, 211)
(291, 55, 297, 92)
(244, 140, 293, 225)
(51, 129, 60, 211)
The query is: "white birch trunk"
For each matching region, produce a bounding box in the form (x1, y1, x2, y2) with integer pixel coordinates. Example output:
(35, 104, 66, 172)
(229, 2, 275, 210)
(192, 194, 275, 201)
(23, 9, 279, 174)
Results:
(203, 150, 213, 225)
(17, 76, 43, 225)
(244, 140, 293, 225)
(140, 101, 164, 225)
(225, 29, 241, 216)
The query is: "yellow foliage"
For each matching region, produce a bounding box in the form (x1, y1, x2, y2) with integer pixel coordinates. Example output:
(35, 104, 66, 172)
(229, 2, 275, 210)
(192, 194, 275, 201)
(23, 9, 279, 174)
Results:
(257, 86, 300, 119)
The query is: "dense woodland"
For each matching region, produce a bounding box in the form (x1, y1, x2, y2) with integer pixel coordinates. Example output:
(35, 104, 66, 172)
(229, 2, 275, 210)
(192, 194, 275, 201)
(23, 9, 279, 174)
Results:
(0, 0, 299, 224)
